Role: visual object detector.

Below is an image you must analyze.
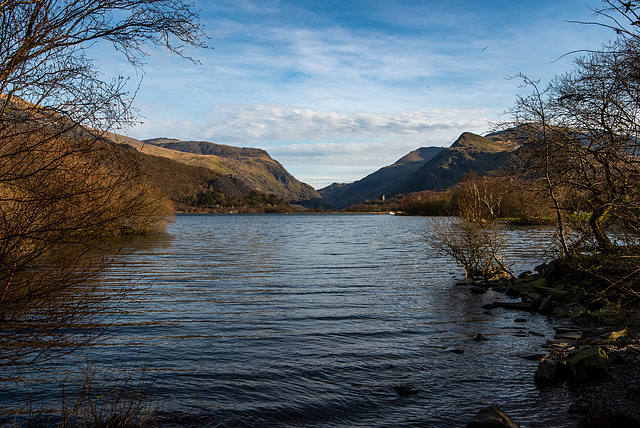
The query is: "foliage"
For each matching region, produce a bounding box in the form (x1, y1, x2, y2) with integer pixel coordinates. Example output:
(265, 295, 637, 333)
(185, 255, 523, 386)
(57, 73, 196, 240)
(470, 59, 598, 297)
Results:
(58, 358, 162, 428)
(397, 190, 451, 215)
(180, 189, 301, 213)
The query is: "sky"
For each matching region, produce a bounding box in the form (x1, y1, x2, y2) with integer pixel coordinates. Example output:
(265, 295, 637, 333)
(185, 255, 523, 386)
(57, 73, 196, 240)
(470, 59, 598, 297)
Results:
(99, 0, 615, 189)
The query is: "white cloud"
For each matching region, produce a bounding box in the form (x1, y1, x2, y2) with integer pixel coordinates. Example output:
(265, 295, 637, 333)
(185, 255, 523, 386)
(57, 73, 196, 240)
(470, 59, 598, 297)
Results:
(132, 104, 493, 143)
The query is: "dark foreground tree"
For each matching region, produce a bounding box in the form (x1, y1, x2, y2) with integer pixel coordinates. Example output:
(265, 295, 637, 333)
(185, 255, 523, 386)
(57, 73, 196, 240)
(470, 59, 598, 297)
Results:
(0, 0, 206, 386)
(501, 0, 640, 255)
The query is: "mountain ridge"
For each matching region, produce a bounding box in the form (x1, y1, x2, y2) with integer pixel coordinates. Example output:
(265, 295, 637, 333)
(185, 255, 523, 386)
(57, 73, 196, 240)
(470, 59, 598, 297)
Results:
(319, 146, 443, 208)
(319, 132, 517, 208)
(109, 136, 321, 202)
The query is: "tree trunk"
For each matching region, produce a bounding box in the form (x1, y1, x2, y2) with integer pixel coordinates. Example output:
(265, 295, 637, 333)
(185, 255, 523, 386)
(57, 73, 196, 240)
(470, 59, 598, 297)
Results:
(589, 205, 614, 252)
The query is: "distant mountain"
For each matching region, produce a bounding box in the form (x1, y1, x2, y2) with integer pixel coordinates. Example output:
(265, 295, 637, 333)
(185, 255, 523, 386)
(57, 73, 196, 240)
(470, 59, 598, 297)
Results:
(319, 147, 443, 208)
(127, 137, 320, 202)
(394, 132, 517, 194)
(318, 132, 517, 208)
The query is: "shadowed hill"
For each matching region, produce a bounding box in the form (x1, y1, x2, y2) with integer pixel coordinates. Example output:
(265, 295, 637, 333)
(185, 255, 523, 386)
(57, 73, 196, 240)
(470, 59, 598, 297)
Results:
(105, 133, 252, 202)
(393, 132, 517, 194)
(319, 147, 443, 208)
(318, 132, 517, 208)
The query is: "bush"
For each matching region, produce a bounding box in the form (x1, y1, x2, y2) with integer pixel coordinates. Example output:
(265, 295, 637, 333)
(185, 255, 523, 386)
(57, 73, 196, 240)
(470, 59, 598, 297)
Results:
(426, 217, 512, 279)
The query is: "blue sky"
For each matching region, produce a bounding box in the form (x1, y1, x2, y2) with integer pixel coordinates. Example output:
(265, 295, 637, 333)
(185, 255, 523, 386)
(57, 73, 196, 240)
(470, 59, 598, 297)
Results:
(102, 0, 614, 189)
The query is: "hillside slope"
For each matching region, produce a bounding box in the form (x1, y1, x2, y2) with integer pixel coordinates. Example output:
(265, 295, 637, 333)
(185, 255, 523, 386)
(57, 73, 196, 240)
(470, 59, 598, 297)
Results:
(318, 132, 517, 208)
(393, 132, 517, 194)
(142, 138, 320, 201)
(104, 133, 252, 201)
(319, 147, 443, 208)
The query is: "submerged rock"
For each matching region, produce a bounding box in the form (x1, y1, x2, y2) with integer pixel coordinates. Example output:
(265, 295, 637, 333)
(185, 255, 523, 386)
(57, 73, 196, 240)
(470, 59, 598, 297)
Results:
(534, 357, 567, 385)
(466, 405, 520, 428)
(393, 385, 419, 397)
(473, 333, 488, 342)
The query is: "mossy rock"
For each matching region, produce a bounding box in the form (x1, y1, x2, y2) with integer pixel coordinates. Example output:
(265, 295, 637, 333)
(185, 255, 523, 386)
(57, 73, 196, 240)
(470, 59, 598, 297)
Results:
(566, 347, 609, 381)
(529, 277, 548, 288)
(604, 328, 634, 346)
(570, 305, 589, 318)
(592, 307, 626, 325)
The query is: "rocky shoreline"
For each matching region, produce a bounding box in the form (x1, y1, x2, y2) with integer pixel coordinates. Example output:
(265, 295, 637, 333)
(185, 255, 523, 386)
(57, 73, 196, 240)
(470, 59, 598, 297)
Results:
(464, 261, 640, 427)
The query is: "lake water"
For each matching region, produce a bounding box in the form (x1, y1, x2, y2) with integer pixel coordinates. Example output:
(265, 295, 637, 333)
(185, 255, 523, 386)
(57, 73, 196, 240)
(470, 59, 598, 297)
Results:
(6, 214, 578, 426)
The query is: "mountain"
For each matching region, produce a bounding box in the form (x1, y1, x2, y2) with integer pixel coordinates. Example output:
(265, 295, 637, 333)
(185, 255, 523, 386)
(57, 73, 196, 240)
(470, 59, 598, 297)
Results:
(318, 132, 517, 208)
(103, 133, 275, 206)
(394, 132, 517, 194)
(140, 138, 320, 202)
(319, 147, 443, 208)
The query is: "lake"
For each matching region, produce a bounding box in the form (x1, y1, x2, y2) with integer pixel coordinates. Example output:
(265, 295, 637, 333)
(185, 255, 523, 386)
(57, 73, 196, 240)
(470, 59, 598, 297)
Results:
(5, 214, 577, 426)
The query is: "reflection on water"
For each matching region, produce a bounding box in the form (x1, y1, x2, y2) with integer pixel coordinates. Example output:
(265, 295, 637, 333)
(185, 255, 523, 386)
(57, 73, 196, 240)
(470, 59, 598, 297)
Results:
(3, 214, 576, 426)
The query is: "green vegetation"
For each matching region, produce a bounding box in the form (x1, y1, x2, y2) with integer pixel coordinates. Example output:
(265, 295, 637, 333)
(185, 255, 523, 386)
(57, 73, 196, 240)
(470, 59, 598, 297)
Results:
(180, 190, 301, 213)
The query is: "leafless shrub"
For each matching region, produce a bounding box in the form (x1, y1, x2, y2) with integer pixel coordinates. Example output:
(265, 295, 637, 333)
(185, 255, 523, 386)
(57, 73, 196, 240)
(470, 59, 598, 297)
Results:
(58, 358, 162, 428)
(426, 217, 513, 280)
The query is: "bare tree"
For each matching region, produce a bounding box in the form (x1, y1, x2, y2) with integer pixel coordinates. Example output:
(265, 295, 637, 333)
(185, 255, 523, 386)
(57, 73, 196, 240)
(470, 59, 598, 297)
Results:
(0, 0, 206, 383)
(426, 216, 513, 280)
(502, 31, 640, 253)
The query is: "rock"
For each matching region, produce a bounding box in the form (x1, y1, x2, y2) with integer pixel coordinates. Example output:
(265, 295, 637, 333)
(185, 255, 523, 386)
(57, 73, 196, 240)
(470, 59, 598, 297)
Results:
(466, 405, 520, 428)
(604, 328, 633, 344)
(542, 260, 557, 278)
(498, 302, 533, 311)
(504, 287, 520, 297)
(627, 344, 640, 354)
(522, 292, 542, 303)
(570, 305, 589, 318)
(534, 357, 566, 384)
(473, 333, 488, 342)
(444, 347, 465, 354)
(544, 339, 574, 348)
(528, 277, 548, 289)
(554, 330, 583, 341)
(518, 271, 534, 280)
(566, 346, 609, 382)
(519, 353, 547, 361)
(514, 318, 527, 323)
(393, 385, 419, 397)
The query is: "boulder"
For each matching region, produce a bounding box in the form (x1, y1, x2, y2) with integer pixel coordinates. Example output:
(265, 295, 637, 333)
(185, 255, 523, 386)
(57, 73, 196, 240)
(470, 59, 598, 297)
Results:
(534, 358, 566, 384)
(528, 277, 548, 289)
(518, 271, 534, 280)
(393, 385, 419, 397)
(538, 295, 554, 314)
(466, 405, 520, 428)
(542, 260, 557, 278)
(566, 347, 609, 381)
